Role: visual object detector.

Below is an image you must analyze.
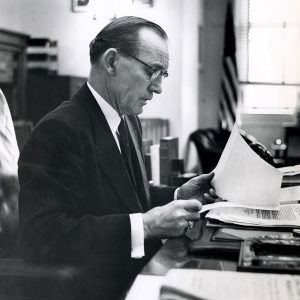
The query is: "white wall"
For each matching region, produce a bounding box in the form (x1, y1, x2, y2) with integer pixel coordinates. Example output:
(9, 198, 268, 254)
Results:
(0, 0, 203, 170)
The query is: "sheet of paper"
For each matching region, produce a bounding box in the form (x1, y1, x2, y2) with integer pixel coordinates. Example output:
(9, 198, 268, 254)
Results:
(212, 123, 282, 209)
(161, 269, 300, 300)
(125, 275, 163, 300)
(278, 164, 300, 176)
(206, 204, 300, 228)
(202, 186, 300, 213)
(280, 186, 300, 203)
(201, 201, 253, 213)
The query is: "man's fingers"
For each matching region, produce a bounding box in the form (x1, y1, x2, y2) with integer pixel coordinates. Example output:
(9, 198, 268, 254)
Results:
(191, 172, 214, 184)
(179, 199, 202, 211)
(186, 211, 201, 221)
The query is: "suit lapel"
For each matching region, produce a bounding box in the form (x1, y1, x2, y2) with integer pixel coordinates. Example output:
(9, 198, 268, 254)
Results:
(75, 84, 143, 213)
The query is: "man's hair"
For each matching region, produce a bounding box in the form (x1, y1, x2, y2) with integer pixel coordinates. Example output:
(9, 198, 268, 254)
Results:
(89, 16, 168, 64)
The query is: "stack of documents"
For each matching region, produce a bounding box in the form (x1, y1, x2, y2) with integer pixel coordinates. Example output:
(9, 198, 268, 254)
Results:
(200, 123, 300, 228)
(160, 269, 300, 300)
(206, 204, 300, 228)
(279, 164, 300, 186)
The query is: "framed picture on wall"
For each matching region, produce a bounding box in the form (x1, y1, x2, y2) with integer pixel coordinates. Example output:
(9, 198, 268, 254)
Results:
(72, 0, 89, 12)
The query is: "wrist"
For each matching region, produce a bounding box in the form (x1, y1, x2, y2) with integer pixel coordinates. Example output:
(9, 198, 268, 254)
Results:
(142, 212, 152, 240)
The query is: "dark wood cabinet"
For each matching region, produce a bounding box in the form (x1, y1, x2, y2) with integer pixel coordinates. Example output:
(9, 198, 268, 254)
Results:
(0, 29, 29, 119)
(26, 71, 86, 124)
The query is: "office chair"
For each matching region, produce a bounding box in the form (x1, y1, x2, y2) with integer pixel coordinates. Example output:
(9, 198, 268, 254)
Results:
(190, 128, 275, 173)
(0, 174, 84, 300)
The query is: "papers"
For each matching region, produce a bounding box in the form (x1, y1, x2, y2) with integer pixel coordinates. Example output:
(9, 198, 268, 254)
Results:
(126, 275, 163, 300)
(200, 185, 300, 213)
(278, 164, 300, 176)
(280, 186, 300, 204)
(212, 123, 282, 210)
(206, 204, 300, 228)
(160, 269, 300, 300)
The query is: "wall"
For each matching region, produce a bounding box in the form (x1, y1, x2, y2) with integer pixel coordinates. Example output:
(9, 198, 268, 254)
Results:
(199, 0, 229, 129)
(0, 0, 203, 170)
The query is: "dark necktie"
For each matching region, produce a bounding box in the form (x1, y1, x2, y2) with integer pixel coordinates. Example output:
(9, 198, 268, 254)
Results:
(117, 118, 136, 186)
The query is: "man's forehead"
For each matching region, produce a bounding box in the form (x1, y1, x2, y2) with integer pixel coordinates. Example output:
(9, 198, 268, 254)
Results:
(138, 28, 169, 67)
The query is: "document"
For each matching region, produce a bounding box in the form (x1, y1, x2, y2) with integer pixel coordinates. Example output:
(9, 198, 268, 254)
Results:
(160, 269, 300, 300)
(280, 185, 300, 204)
(200, 185, 300, 213)
(278, 164, 300, 176)
(206, 204, 300, 228)
(212, 123, 283, 210)
(126, 275, 163, 300)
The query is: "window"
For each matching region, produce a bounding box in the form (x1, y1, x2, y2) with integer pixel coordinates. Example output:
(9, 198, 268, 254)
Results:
(235, 0, 300, 113)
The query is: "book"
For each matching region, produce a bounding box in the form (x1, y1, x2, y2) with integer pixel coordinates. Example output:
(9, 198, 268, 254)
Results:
(160, 269, 300, 300)
(159, 137, 178, 185)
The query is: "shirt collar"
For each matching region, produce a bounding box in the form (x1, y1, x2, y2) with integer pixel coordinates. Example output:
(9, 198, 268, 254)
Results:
(87, 82, 121, 134)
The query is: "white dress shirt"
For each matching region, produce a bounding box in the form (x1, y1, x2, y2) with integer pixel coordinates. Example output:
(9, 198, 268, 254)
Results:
(87, 82, 145, 258)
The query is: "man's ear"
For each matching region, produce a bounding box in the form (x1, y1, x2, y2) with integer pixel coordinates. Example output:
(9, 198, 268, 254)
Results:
(102, 48, 118, 76)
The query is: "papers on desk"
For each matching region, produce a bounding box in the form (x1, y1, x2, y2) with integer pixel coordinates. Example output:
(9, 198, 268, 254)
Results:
(212, 123, 283, 210)
(278, 164, 300, 176)
(160, 269, 300, 300)
(206, 204, 300, 228)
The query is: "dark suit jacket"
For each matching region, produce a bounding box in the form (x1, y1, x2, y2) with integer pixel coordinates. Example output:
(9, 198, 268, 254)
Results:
(18, 83, 175, 298)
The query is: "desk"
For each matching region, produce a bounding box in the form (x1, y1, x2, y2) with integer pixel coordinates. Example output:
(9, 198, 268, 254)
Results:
(126, 220, 237, 300)
(141, 220, 237, 277)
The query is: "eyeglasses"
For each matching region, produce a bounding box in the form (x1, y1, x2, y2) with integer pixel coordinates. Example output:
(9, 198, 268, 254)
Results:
(124, 52, 169, 81)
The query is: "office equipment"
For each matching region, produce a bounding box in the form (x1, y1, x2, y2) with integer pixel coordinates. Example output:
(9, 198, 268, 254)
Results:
(238, 235, 300, 274)
(26, 38, 58, 74)
(160, 269, 300, 300)
(211, 227, 290, 242)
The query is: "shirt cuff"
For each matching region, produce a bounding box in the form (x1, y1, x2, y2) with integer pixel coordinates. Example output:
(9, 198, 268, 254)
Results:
(174, 187, 180, 200)
(129, 213, 145, 259)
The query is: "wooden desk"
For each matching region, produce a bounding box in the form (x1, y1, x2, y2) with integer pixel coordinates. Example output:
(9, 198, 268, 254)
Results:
(126, 220, 237, 300)
(141, 220, 237, 277)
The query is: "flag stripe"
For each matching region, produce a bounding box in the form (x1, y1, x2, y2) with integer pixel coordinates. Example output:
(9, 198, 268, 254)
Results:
(219, 3, 239, 131)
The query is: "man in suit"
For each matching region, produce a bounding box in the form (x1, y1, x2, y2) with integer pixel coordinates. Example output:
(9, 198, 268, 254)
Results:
(18, 16, 216, 299)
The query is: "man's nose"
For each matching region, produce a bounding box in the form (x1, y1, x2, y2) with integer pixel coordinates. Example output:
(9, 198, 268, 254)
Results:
(149, 77, 163, 94)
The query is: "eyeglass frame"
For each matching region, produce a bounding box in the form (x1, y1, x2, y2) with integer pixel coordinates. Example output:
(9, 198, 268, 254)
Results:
(119, 50, 169, 81)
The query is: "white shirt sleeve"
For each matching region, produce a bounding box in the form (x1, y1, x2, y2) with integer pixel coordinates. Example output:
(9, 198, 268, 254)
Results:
(129, 213, 145, 259)
(0, 89, 19, 175)
(174, 187, 180, 200)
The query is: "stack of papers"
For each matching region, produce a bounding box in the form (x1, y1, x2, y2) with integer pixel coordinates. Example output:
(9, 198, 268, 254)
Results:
(206, 204, 300, 228)
(160, 269, 300, 300)
(279, 164, 300, 186)
(211, 123, 283, 210)
(199, 123, 300, 228)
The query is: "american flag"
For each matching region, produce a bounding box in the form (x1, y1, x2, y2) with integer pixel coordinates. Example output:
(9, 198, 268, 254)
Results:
(219, 2, 239, 130)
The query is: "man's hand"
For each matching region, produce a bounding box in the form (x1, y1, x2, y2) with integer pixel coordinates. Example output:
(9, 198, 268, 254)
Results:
(176, 172, 219, 204)
(142, 199, 201, 239)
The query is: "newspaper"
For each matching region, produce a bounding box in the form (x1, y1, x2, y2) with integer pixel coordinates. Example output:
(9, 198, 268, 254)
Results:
(206, 204, 300, 228)
(160, 269, 300, 300)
